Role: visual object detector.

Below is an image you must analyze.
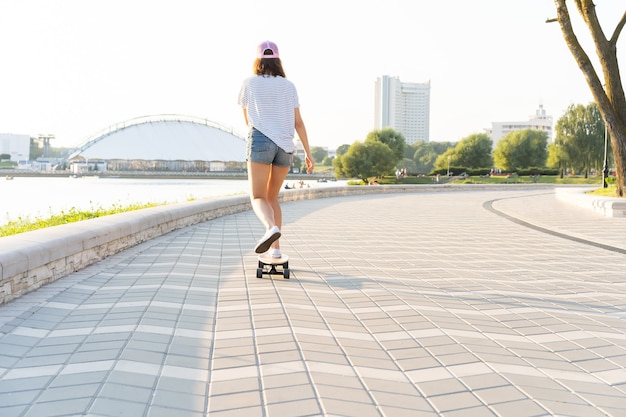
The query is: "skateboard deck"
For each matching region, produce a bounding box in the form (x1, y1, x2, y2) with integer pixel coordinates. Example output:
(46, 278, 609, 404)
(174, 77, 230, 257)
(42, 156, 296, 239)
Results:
(257, 254, 290, 279)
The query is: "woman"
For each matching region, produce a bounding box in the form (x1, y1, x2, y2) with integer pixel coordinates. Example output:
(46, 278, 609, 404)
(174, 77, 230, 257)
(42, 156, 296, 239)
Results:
(238, 40, 314, 258)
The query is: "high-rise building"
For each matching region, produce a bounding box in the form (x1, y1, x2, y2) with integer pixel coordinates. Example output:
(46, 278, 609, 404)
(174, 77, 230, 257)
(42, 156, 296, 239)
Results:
(374, 75, 430, 144)
(489, 104, 553, 149)
(0, 133, 30, 162)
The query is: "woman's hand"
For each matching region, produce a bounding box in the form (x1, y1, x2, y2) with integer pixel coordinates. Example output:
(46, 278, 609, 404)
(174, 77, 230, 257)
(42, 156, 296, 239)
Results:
(305, 154, 314, 174)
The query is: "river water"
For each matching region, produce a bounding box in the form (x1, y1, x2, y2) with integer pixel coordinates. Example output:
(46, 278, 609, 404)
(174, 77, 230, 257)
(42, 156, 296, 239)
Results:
(1, 176, 341, 226)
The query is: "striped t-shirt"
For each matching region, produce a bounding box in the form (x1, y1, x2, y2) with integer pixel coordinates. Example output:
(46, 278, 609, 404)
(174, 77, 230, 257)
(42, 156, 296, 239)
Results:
(238, 75, 300, 153)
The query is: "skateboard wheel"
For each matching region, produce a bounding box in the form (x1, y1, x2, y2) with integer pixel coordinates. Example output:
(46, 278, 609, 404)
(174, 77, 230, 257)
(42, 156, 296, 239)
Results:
(256, 268, 263, 278)
(284, 262, 289, 269)
(284, 269, 290, 279)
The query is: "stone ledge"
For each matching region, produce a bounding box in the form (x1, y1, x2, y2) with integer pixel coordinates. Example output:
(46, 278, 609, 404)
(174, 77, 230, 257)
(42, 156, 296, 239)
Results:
(0, 184, 556, 305)
(555, 187, 626, 218)
(0, 195, 252, 305)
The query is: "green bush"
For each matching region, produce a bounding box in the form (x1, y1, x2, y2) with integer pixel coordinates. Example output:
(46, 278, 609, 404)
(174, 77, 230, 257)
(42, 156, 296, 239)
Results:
(430, 167, 560, 177)
(516, 167, 559, 176)
(430, 167, 495, 176)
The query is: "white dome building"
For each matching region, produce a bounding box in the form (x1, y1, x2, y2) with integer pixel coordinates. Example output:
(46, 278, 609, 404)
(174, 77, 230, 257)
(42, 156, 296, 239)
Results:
(69, 115, 247, 173)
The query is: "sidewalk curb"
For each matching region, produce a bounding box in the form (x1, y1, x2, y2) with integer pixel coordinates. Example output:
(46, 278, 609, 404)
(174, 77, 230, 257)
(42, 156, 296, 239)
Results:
(555, 187, 626, 218)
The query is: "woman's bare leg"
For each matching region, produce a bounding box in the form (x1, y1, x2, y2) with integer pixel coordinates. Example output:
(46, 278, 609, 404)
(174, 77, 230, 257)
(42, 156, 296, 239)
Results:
(248, 161, 274, 230)
(266, 164, 290, 250)
(248, 161, 290, 250)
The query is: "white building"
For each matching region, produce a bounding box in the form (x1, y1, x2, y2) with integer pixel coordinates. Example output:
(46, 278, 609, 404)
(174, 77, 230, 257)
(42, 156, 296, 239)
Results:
(490, 105, 553, 149)
(0, 133, 30, 162)
(68, 115, 247, 173)
(374, 75, 430, 144)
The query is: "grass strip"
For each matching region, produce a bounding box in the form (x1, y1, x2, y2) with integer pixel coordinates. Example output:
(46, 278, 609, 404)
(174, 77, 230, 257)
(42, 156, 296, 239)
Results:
(1, 202, 164, 237)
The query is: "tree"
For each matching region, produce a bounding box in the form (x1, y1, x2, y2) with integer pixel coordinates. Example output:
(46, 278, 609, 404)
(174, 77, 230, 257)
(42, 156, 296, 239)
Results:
(493, 129, 548, 171)
(365, 128, 406, 163)
(413, 143, 439, 174)
(552, 103, 605, 177)
(336, 144, 350, 156)
(551, 1, 626, 195)
(310, 146, 328, 163)
(398, 158, 418, 174)
(408, 141, 455, 174)
(333, 141, 396, 182)
(29, 138, 43, 160)
(547, 141, 568, 177)
(292, 155, 302, 172)
(434, 133, 492, 170)
(0, 153, 10, 161)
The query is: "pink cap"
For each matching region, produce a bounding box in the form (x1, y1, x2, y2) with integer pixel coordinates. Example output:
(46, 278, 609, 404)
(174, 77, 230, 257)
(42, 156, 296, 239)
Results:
(257, 40, 279, 59)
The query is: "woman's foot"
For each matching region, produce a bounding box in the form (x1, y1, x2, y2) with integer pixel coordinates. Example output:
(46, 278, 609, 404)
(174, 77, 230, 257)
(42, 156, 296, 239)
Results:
(269, 248, 282, 259)
(255, 226, 281, 253)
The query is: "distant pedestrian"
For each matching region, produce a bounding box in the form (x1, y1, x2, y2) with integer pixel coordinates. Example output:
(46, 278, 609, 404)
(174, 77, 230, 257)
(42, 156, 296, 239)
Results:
(238, 40, 314, 258)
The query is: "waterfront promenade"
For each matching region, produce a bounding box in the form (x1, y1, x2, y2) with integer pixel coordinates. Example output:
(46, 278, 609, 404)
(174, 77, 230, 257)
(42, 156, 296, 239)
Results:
(0, 188, 625, 416)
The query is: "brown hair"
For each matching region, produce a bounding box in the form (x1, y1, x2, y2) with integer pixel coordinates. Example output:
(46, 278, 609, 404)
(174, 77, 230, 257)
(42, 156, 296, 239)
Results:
(254, 55, 286, 78)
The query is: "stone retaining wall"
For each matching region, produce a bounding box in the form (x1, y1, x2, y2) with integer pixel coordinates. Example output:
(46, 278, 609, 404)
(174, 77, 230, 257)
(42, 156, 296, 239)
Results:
(0, 195, 252, 305)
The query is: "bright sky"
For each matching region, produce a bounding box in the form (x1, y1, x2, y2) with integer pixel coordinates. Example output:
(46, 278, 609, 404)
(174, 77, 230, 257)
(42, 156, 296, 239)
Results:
(0, 0, 624, 150)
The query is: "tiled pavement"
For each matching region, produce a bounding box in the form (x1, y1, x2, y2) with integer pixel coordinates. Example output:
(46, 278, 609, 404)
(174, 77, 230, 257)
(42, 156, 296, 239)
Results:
(0, 188, 625, 417)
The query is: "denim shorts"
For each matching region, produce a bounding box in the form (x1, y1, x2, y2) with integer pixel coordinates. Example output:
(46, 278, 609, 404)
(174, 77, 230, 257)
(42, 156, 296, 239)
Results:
(247, 128, 293, 167)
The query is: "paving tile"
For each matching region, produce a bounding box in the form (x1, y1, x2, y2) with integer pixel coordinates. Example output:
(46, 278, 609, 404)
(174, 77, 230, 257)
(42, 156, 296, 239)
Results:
(459, 373, 510, 391)
(76, 339, 126, 353)
(89, 397, 148, 417)
(0, 390, 41, 407)
(24, 398, 92, 417)
(37, 383, 101, 402)
(428, 391, 485, 413)
(147, 405, 205, 417)
(0, 355, 20, 369)
(577, 391, 626, 411)
(263, 399, 319, 417)
(418, 377, 468, 396)
(309, 371, 363, 390)
(474, 385, 528, 404)
(152, 389, 207, 413)
(107, 370, 157, 389)
(49, 371, 108, 388)
(396, 355, 441, 372)
(1, 334, 40, 348)
(163, 353, 209, 369)
(0, 405, 27, 417)
(538, 399, 609, 417)
(211, 354, 257, 371)
(259, 350, 302, 365)
(99, 382, 152, 403)
(265, 383, 316, 406)
(209, 377, 259, 396)
(208, 390, 262, 413)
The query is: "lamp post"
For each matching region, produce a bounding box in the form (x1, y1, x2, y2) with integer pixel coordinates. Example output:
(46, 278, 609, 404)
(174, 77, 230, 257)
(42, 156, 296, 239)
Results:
(602, 121, 609, 188)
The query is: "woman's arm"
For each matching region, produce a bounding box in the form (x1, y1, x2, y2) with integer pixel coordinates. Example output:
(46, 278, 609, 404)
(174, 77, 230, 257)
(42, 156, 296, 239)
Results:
(295, 107, 314, 173)
(242, 108, 249, 126)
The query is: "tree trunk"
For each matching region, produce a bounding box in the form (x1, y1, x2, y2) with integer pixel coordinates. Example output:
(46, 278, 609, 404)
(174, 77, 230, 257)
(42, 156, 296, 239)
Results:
(610, 126, 626, 196)
(553, 0, 626, 195)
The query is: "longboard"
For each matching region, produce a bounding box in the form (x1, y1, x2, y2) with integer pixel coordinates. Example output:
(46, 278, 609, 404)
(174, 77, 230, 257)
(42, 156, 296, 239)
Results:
(257, 254, 290, 279)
